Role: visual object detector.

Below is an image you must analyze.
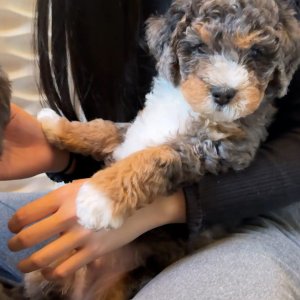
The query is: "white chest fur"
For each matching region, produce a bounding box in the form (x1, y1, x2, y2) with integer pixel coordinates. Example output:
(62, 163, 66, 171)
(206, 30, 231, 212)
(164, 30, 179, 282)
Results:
(113, 77, 197, 161)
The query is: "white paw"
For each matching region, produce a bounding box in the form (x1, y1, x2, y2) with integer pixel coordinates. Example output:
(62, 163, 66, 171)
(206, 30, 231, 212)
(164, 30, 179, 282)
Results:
(76, 183, 124, 230)
(37, 108, 61, 129)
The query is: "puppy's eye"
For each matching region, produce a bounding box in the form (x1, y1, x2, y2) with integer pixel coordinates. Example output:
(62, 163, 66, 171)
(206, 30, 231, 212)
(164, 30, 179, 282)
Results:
(196, 43, 206, 54)
(249, 46, 264, 58)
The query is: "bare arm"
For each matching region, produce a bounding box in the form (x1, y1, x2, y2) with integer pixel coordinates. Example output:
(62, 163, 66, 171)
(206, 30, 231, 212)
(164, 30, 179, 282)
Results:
(0, 104, 69, 180)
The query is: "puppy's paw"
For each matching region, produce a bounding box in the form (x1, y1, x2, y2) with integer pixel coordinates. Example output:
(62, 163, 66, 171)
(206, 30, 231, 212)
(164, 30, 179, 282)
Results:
(76, 182, 124, 231)
(37, 108, 63, 143)
(37, 108, 61, 126)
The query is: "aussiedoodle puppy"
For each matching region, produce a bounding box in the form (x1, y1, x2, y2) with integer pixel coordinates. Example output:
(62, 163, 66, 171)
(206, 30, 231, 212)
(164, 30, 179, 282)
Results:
(0, 66, 11, 154)
(26, 0, 300, 299)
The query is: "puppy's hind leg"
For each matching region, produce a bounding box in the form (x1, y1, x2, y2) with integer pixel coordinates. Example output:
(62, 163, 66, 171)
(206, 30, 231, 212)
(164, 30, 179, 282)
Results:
(37, 108, 124, 160)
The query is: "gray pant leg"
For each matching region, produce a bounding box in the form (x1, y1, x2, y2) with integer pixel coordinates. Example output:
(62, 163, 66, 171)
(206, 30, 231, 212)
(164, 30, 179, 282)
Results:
(134, 202, 300, 300)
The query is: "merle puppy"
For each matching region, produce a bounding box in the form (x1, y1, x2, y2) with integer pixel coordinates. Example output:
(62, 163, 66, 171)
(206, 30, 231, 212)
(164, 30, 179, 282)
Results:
(27, 0, 300, 299)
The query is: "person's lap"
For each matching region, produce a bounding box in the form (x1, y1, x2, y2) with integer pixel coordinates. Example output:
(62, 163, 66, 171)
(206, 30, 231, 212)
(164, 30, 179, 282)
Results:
(0, 193, 299, 299)
(134, 202, 300, 299)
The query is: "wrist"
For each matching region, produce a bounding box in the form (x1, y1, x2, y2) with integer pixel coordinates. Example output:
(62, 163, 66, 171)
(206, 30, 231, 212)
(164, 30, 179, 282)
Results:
(46, 147, 72, 173)
(162, 189, 187, 224)
(116, 190, 187, 245)
(154, 190, 186, 226)
(126, 191, 186, 234)
(46, 150, 79, 183)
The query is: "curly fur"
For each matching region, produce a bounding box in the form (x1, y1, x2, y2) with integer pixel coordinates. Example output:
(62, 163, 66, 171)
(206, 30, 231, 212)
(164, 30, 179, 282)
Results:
(28, 0, 300, 299)
(0, 66, 11, 154)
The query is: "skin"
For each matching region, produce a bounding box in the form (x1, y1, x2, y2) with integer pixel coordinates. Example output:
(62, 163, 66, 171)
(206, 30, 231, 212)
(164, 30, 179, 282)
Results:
(0, 104, 70, 179)
(1, 104, 186, 281)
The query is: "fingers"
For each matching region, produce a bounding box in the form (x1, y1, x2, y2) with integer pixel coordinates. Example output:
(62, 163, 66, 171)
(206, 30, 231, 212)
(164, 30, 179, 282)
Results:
(8, 181, 83, 233)
(42, 247, 95, 281)
(8, 210, 75, 252)
(17, 226, 90, 273)
(39, 220, 147, 281)
(8, 191, 61, 234)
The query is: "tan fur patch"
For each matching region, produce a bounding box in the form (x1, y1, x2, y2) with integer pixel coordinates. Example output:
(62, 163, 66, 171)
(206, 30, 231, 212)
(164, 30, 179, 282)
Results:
(211, 122, 246, 140)
(234, 31, 262, 49)
(180, 75, 210, 113)
(89, 145, 181, 219)
(193, 23, 212, 45)
(222, 125, 245, 139)
(230, 69, 265, 118)
(241, 86, 264, 116)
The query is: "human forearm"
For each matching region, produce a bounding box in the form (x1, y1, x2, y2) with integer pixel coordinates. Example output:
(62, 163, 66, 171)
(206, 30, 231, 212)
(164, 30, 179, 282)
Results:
(0, 104, 72, 180)
(34, 138, 70, 174)
(158, 189, 186, 224)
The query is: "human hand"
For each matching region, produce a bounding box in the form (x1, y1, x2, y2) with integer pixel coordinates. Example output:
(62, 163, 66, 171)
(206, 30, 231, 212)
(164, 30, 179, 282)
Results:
(0, 104, 69, 180)
(8, 180, 185, 280)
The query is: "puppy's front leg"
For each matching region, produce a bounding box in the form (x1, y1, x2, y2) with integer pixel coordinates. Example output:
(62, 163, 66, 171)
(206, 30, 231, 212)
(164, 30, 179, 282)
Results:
(76, 145, 182, 230)
(38, 108, 126, 160)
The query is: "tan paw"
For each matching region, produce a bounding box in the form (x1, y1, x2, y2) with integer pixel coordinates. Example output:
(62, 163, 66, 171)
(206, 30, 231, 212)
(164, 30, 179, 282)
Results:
(76, 182, 124, 230)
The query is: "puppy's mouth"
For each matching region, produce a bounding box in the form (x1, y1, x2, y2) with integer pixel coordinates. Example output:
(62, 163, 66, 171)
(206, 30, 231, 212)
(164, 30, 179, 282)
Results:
(180, 76, 264, 123)
(179, 53, 267, 122)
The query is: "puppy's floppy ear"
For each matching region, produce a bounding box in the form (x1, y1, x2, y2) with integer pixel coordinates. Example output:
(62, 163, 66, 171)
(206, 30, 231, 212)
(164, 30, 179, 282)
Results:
(272, 10, 300, 98)
(146, 0, 192, 84)
(0, 66, 11, 154)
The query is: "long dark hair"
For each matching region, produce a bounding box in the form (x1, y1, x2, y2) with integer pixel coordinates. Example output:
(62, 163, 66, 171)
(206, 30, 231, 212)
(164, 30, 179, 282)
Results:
(35, 0, 171, 122)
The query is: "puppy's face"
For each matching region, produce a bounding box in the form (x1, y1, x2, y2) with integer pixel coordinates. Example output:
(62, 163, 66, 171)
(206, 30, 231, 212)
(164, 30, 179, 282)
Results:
(178, 21, 274, 122)
(147, 0, 300, 122)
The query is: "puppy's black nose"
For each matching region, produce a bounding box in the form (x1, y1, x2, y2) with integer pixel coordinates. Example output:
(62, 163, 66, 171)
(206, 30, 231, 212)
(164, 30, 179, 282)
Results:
(211, 86, 236, 106)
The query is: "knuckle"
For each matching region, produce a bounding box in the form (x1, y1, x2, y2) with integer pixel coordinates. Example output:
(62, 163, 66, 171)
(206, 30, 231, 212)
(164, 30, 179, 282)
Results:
(89, 243, 102, 257)
(54, 211, 65, 225)
(52, 268, 68, 280)
(69, 223, 91, 239)
(30, 255, 47, 269)
(87, 245, 98, 257)
(16, 234, 31, 248)
(56, 210, 76, 226)
(13, 209, 28, 227)
(79, 228, 92, 240)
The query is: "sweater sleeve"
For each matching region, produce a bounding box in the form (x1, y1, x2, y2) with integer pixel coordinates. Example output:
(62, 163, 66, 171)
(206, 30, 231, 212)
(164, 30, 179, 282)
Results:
(183, 68, 300, 235)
